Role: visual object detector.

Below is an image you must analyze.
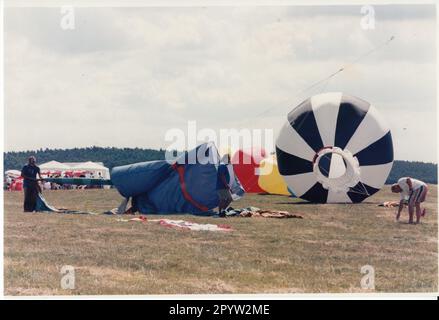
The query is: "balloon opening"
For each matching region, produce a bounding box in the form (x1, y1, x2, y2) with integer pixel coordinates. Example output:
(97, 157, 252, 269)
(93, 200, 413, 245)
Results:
(317, 152, 347, 179)
(313, 147, 361, 193)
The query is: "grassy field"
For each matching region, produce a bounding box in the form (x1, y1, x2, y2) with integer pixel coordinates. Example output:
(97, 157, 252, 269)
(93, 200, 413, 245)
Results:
(4, 186, 438, 295)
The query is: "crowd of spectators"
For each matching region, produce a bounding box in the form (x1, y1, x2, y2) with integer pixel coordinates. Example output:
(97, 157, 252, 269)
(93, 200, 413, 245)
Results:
(4, 170, 106, 191)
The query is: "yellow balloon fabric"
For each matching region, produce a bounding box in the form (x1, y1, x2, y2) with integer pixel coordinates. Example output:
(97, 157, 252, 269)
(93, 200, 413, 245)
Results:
(258, 155, 291, 196)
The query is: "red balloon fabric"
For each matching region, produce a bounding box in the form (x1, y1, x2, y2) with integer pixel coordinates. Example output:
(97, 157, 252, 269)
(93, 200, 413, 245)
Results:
(231, 147, 267, 193)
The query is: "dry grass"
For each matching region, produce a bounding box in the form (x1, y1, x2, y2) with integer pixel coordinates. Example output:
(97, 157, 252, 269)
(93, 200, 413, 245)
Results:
(3, 186, 438, 296)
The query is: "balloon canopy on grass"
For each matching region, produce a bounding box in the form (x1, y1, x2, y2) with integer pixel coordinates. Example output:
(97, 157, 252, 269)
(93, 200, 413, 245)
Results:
(258, 155, 292, 196)
(231, 147, 267, 193)
(111, 142, 244, 215)
(276, 92, 394, 203)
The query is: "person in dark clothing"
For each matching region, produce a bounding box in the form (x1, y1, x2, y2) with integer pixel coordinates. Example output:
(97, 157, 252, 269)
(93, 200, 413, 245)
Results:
(217, 155, 232, 217)
(21, 156, 43, 212)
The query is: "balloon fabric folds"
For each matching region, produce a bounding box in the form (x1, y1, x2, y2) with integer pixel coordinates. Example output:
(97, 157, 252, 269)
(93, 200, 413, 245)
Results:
(276, 92, 394, 203)
(111, 143, 244, 215)
(231, 147, 267, 193)
(257, 155, 291, 196)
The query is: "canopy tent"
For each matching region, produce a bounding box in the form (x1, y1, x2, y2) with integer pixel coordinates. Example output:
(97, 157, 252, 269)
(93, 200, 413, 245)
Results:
(63, 170, 87, 177)
(5, 170, 23, 191)
(5, 169, 21, 178)
(68, 161, 107, 171)
(39, 161, 71, 171)
(38, 161, 110, 179)
(66, 162, 110, 179)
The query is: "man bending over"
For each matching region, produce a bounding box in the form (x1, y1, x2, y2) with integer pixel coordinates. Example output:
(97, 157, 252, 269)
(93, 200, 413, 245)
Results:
(391, 177, 428, 224)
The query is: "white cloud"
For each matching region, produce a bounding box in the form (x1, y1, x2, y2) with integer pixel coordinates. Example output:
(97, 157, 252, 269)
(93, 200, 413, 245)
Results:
(4, 5, 437, 162)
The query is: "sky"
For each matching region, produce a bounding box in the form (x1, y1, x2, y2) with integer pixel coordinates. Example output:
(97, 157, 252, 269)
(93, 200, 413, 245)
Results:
(3, 4, 437, 162)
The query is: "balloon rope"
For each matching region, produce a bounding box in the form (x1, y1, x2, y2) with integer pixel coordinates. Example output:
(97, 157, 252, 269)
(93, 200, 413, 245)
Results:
(233, 35, 396, 197)
(230, 35, 396, 127)
(348, 181, 372, 197)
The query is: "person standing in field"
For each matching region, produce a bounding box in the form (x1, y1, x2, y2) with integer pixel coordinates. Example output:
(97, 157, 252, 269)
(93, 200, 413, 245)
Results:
(217, 155, 233, 217)
(5, 175, 12, 190)
(391, 177, 428, 224)
(21, 156, 44, 212)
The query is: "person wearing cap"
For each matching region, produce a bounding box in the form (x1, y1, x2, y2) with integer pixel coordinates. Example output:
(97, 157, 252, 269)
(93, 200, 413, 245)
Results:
(21, 156, 43, 212)
(391, 177, 428, 224)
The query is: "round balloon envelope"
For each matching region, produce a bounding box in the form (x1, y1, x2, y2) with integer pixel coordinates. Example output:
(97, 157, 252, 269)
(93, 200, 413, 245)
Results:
(276, 92, 393, 203)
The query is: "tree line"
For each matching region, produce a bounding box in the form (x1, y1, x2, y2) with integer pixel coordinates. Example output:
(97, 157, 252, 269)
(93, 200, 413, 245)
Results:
(4, 147, 166, 171)
(4, 147, 437, 184)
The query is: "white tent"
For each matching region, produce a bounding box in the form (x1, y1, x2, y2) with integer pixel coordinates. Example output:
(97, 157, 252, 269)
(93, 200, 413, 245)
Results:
(69, 161, 110, 179)
(39, 161, 71, 171)
(70, 161, 107, 171)
(38, 160, 110, 179)
(5, 169, 21, 177)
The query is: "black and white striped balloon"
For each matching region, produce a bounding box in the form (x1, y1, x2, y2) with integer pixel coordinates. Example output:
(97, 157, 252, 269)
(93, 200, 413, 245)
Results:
(276, 92, 394, 203)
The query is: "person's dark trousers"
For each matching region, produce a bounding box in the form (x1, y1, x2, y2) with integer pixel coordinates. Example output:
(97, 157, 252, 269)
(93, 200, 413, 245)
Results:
(23, 183, 38, 212)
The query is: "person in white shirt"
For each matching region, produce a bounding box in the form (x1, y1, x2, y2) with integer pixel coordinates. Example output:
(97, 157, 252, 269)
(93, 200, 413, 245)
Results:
(6, 176, 12, 190)
(391, 177, 428, 224)
(43, 181, 51, 190)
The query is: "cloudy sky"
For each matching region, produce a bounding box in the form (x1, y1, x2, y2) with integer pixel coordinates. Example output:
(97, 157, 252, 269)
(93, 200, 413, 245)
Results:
(4, 4, 437, 162)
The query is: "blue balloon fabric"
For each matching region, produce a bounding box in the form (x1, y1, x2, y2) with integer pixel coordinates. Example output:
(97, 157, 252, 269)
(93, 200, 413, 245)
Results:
(111, 143, 244, 215)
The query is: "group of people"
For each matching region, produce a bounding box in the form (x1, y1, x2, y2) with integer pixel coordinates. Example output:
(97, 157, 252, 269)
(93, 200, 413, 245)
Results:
(4, 175, 18, 191)
(17, 156, 430, 224)
(19, 156, 106, 212)
(40, 181, 90, 191)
